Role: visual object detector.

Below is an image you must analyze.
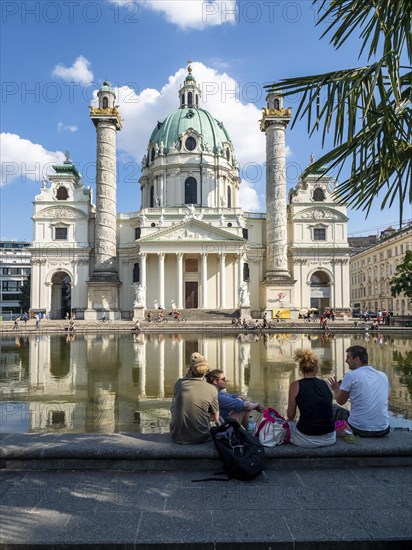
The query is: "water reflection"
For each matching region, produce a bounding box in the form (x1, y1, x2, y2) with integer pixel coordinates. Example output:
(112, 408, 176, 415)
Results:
(0, 332, 411, 434)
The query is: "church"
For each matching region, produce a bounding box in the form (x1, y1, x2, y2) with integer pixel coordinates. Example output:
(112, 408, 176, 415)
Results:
(29, 64, 350, 320)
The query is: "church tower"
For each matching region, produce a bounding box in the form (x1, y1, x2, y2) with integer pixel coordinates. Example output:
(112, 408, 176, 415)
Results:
(260, 92, 295, 311)
(84, 82, 123, 320)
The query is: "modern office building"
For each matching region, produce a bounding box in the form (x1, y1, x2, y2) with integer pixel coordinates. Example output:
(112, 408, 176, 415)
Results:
(0, 241, 31, 319)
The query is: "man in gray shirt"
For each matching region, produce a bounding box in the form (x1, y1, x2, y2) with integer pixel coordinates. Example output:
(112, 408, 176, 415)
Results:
(170, 353, 219, 444)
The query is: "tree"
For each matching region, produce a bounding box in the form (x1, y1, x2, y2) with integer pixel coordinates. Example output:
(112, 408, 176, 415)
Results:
(390, 250, 412, 299)
(18, 274, 31, 312)
(266, 0, 411, 222)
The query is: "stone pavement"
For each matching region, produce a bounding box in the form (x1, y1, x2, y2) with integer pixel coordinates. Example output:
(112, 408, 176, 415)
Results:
(1, 432, 411, 548)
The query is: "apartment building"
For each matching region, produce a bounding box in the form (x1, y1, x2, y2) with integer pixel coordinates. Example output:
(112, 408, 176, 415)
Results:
(350, 225, 412, 315)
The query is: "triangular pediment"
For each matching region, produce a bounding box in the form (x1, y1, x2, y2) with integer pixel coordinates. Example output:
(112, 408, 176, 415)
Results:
(138, 218, 245, 243)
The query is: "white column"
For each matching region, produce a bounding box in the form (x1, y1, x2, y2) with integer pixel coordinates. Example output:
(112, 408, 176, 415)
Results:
(158, 253, 165, 308)
(260, 95, 291, 281)
(201, 253, 208, 308)
(220, 253, 226, 308)
(177, 339, 184, 379)
(158, 338, 165, 399)
(140, 253, 147, 307)
(176, 253, 183, 309)
(238, 253, 244, 287)
(93, 121, 118, 278)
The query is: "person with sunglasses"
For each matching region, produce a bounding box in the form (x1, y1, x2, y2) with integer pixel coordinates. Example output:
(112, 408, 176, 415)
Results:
(206, 370, 264, 428)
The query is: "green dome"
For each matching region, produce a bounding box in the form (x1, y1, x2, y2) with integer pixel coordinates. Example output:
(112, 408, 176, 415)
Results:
(148, 107, 232, 154)
(99, 81, 115, 94)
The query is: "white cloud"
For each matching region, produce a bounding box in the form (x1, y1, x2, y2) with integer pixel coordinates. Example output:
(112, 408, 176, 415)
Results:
(108, 0, 237, 29)
(57, 122, 78, 133)
(52, 55, 93, 85)
(1, 133, 65, 187)
(109, 62, 265, 209)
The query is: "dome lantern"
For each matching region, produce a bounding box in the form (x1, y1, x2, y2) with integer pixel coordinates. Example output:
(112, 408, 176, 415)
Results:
(178, 60, 201, 109)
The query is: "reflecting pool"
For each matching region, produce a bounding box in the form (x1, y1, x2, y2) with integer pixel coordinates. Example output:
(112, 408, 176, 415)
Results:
(1, 332, 411, 433)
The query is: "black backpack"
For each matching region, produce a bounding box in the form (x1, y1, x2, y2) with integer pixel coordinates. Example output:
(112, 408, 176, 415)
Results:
(210, 419, 265, 481)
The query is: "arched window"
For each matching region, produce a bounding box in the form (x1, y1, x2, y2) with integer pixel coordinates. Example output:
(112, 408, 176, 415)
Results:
(133, 263, 140, 283)
(226, 148, 230, 161)
(150, 148, 155, 162)
(181, 94, 185, 107)
(102, 97, 109, 109)
(227, 186, 232, 208)
(313, 188, 325, 201)
(274, 98, 280, 109)
(56, 187, 69, 200)
(188, 92, 193, 107)
(243, 263, 250, 282)
(150, 185, 154, 207)
(185, 177, 197, 204)
(196, 94, 199, 107)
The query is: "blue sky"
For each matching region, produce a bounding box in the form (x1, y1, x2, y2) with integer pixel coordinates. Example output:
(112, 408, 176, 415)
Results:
(1, 0, 410, 241)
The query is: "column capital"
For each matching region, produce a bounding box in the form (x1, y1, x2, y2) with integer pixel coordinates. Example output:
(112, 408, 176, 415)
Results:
(158, 252, 165, 260)
(176, 252, 183, 260)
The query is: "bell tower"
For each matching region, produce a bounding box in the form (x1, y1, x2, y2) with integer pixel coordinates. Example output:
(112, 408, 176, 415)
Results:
(84, 81, 123, 320)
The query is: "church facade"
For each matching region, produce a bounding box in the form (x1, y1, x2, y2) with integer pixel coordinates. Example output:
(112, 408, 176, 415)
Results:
(30, 65, 350, 320)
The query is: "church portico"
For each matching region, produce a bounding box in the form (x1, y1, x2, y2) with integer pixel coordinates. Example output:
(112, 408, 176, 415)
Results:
(132, 246, 245, 311)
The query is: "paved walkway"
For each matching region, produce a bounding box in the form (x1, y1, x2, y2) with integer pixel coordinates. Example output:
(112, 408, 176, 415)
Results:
(1, 432, 411, 548)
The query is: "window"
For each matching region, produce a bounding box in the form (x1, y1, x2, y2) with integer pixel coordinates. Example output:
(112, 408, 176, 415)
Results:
(2, 293, 21, 301)
(274, 98, 280, 109)
(243, 263, 250, 282)
(150, 148, 155, 162)
(133, 263, 140, 283)
(185, 136, 196, 151)
(242, 228, 249, 240)
(56, 187, 69, 200)
(135, 228, 141, 240)
(184, 177, 197, 204)
(313, 228, 326, 240)
(2, 281, 21, 291)
(102, 97, 109, 109)
(185, 259, 198, 272)
(313, 188, 325, 201)
(188, 92, 193, 107)
(227, 186, 232, 208)
(150, 185, 154, 207)
(55, 227, 68, 240)
(226, 148, 230, 161)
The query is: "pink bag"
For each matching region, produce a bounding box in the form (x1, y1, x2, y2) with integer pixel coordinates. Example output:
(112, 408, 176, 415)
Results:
(254, 408, 290, 447)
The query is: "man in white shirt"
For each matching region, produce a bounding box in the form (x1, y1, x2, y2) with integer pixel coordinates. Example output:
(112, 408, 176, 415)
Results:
(328, 345, 390, 437)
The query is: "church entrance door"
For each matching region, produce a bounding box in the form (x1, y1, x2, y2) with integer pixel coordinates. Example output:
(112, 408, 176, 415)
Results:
(310, 271, 330, 312)
(51, 271, 71, 319)
(185, 282, 198, 309)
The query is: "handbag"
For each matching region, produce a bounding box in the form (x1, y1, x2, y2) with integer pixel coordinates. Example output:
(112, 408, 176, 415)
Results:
(254, 408, 290, 447)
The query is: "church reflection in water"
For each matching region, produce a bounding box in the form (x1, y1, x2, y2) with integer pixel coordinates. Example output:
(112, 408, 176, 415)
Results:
(1, 332, 411, 434)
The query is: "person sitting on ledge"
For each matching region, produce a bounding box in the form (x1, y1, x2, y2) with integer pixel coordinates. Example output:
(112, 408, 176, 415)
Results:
(206, 369, 264, 428)
(170, 353, 218, 445)
(287, 349, 336, 448)
(328, 345, 390, 437)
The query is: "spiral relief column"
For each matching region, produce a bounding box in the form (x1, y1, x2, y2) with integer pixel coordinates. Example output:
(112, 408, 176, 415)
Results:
(85, 82, 123, 320)
(260, 93, 295, 314)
